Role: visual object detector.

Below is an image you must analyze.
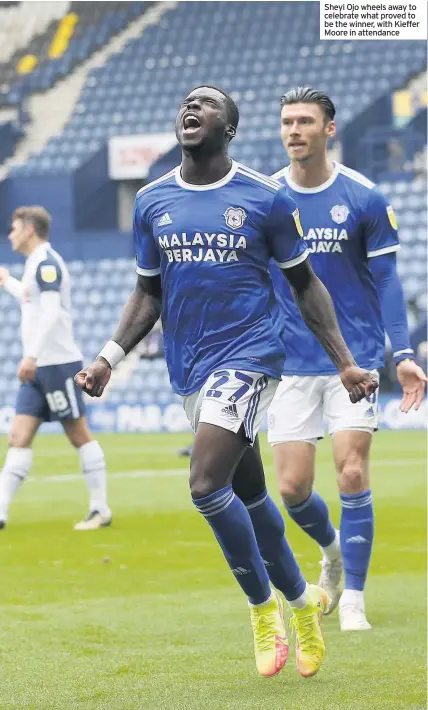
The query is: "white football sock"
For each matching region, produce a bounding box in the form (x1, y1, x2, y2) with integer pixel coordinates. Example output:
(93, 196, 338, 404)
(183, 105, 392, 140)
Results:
(289, 583, 309, 609)
(79, 440, 110, 516)
(321, 529, 341, 561)
(248, 592, 274, 608)
(340, 589, 365, 606)
(0, 447, 32, 521)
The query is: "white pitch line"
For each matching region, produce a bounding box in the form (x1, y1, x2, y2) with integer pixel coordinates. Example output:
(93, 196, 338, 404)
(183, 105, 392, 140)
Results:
(27, 469, 189, 484)
(27, 458, 426, 484)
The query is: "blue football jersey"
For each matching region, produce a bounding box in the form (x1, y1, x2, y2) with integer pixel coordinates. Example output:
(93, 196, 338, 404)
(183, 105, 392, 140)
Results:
(133, 161, 308, 395)
(270, 162, 400, 375)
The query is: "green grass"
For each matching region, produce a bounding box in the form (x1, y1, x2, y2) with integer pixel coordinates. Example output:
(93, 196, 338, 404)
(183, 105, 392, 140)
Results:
(0, 431, 426, 710)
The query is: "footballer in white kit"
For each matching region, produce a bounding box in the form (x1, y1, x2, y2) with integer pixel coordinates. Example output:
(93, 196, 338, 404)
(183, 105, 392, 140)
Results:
(0, 206, 111, 530)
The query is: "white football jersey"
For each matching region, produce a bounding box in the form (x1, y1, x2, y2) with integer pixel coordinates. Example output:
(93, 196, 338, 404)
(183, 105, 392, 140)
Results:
(20, 242, 82, 366)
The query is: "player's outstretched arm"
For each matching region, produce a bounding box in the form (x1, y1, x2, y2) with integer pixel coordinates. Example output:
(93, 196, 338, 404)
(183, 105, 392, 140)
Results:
(283, 258, 378, 403)
(75, 274, 162, 397)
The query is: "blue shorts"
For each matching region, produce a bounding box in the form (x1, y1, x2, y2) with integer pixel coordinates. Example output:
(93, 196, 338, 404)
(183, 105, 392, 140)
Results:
(15, 361, 86, 422)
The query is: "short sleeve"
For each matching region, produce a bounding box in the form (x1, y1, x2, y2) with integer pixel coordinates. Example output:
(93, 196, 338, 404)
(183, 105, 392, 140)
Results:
(364, 188, 400, 258)
(35, 259, 62, 291)
(133, 196, 161, 276)
(265, 187, 309, 269)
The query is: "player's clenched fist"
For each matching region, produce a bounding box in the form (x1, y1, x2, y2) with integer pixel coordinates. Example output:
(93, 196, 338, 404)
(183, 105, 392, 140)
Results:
(339, 366, 378, 404)
(74, 357, 111, 397)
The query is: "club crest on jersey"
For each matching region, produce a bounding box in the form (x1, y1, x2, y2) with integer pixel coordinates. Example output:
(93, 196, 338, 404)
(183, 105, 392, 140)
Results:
(330, 205, 349, 224)
(224, 207, 247, 229)
(40, 265, 57, 283)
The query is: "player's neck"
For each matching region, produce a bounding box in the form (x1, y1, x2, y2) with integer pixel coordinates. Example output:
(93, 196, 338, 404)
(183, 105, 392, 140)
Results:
(180, 151, 232, 185)
(289, 156, 334, 189)
(23, 236, 46, 257)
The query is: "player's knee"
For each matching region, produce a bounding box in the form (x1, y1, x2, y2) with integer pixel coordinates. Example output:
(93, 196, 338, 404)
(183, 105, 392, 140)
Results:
(65, 418, 93, 448)
(189, 460, 221, 500)
(72, 433, 93, 449)
(338, 462, 367, 494)
(8, 430, 31, 449)
(232, 476, 265, 503)
(189, 472, 218, 500)
(276, 464, 312, 506)
(279, 479, 312, 507)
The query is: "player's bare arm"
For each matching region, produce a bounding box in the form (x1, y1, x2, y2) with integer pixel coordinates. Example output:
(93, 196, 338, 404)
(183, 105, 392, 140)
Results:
(75, 274, 162, 397)
(283, 258, 378, 403)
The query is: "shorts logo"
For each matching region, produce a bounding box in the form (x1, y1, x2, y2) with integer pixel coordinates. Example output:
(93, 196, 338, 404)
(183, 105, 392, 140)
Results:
(293, 208, 304, 237)
(387, 205, 398, 230)
(224, 207, 247, 229)
(330, 205, 349, 224)
(40, 265, 57, 283)
(221, 403, 239, 419)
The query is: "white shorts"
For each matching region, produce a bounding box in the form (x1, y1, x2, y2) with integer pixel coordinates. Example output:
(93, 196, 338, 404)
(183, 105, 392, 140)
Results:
(182, 369, 279, 444)
(267, 373, 379, 445)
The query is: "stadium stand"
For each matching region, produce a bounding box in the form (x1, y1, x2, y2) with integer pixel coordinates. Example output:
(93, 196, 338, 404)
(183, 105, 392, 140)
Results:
(380, 177, 427, 311)
(0, 1, 148, 108)
(0, 1, 68, 64)
(9, 1, 426, 176)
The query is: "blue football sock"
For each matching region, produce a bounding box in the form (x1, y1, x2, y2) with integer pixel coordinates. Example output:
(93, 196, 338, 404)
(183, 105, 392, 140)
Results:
(340, 490, 374, 591)
(245, 490, 307, 602)
(285, 490, 336, 548)
(193, 485, 271, 605)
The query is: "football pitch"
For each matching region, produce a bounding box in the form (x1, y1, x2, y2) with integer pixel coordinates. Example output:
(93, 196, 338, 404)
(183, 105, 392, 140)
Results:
(0, 430, 426, 710)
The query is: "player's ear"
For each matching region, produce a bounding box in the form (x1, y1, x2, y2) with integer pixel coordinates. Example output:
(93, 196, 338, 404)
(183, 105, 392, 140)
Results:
(326, 120, 336, 140)
(226, 124, 236, 141)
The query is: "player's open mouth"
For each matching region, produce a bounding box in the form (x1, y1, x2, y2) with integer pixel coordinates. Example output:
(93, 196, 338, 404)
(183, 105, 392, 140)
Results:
(289, 142, 305, 148)
(183, 114, 201, 131)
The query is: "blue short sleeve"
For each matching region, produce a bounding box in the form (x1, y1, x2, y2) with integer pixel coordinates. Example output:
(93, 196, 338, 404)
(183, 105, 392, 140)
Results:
(133, 195, 161, 276)
(364, 188, 400, 258)
(35, 259, 62, 291)
(265, 187, 309, 268)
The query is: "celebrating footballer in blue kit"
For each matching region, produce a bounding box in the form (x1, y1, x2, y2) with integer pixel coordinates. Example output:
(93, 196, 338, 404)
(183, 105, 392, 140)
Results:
(75, 85, 378, 680)
(267, 87, 427, 632)
(0, 206, 111, 531)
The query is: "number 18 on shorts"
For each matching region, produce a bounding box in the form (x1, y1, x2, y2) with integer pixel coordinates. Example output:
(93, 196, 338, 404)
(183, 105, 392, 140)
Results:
(15, 360, 86, 422)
